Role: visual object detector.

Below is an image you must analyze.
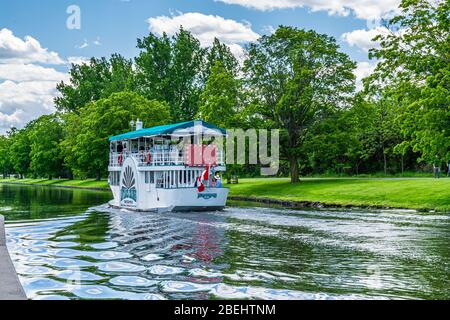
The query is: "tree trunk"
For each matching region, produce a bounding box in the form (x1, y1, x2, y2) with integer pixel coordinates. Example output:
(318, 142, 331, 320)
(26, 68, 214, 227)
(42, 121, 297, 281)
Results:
(383, 149, 387, 175)
(289, 155, 299, 183)
(96, 169, 101, 181)
(401, 156, 404, 174)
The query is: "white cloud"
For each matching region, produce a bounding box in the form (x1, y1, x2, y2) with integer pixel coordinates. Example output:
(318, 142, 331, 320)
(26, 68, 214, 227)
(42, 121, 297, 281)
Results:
(147, 12, 259, 63)
(262, 25, 276, 34)
(67, 56, 90, 66)
(227, 43, 248, 65)
(216, 0, 401, 20)
(148, 12, 260, 46)
(0, 80, 60, 132)
(0, 63, 69, 82)
(76, 39, 89, 49)
(93, 36, 102, 46)
(0, 28, 64, 65)
(354, 61, 377, 91)
(341, 27, 389, 52)
(0, 29, 68, 133)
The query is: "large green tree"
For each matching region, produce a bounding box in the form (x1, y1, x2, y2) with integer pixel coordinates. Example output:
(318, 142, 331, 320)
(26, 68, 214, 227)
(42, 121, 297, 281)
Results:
(205, 38, 239, 77)
(62, 91, 170, 179)
(198, 61, 241, 128)
(244, 26, 356, 182)
(55, 54, 135, 113)
(0, 134, 13, 178)
(135, 28, 205, 121)
(368, 0, 450, 164)
(29, 114, 65, 179)
(9, 127, 32, 178)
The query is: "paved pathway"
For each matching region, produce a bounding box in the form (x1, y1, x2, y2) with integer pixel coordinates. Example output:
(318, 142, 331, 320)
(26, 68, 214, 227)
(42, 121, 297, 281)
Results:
(0, 215, 26, 300)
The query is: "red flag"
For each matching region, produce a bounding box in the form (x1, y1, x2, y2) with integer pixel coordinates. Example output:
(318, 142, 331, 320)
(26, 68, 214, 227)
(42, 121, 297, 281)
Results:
(201, 165, 210, 181)
(196, 177, 205, 192)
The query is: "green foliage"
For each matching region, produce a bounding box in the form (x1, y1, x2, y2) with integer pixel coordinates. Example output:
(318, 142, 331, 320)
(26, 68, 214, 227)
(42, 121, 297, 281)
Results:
(55, 54, 135, 113)
(135, 28, 205, 121)
(62, 91, 170, 179)
(1, 14, 447, 182)
(244, 26, 356, 182)
(0, 134, 13, 177)
(368, 0, 450, 163)
(9, 126, 32, 178)
(198, 61, 241, 128)
(205, 38, 239, 77)
(28, 114, 65, 179)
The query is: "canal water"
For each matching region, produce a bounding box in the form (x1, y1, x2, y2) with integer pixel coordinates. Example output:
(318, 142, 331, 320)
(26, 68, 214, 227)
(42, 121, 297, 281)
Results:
(1, 184, 449, 300)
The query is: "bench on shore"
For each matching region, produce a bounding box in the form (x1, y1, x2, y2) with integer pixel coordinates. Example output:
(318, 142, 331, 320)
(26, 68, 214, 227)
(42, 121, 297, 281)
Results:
(0, 215, 27, 300)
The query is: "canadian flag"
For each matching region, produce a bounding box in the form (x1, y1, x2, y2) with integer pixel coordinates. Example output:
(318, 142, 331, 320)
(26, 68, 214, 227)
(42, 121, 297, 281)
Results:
(196, 165, 210, 193)
(196, 177, 205, 192)
(201, 165, 210, 181)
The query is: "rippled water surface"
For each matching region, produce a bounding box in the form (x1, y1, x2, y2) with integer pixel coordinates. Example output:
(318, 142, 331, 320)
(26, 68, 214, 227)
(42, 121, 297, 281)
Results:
(1, 184, 449, 300)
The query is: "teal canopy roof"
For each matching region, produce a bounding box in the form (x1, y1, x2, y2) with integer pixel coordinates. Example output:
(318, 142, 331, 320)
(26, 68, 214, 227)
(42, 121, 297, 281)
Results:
(109, 120, 226, 141)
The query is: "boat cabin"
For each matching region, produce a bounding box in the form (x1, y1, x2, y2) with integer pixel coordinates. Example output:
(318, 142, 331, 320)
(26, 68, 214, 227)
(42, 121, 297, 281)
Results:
(107, 120, 229, 212)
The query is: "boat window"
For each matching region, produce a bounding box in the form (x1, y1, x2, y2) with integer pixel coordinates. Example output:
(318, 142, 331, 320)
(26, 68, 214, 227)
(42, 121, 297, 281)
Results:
(109, 172, 120, 186)
(144, 171, 155, 184)
(150, 172, 154, 184)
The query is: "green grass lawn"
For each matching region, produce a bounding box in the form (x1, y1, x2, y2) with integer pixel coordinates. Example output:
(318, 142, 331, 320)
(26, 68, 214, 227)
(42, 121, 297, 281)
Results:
(227, 178, 450, 212)
(1, 177, 449, 212)
(0, 178, 109, 190)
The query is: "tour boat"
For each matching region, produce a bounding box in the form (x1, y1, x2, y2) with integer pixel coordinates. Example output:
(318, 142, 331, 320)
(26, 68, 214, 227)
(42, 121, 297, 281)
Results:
(108, 120, 229, 212)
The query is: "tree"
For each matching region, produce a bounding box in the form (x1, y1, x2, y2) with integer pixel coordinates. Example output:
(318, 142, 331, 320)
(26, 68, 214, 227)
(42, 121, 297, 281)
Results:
(28, 114, 65, 179)
(205, 38, 239, 77)
(55, 54, 135, 113)
(198, 61, 241, 128)
(60, 112, 82, 179)
(135, 28, 205, 121)
(9, 127, 32, 178)
(244, 26, 356, 182)
(0, 134, 13, 178)
(62, 91, 171, 179)
(368, 0, 450, 164)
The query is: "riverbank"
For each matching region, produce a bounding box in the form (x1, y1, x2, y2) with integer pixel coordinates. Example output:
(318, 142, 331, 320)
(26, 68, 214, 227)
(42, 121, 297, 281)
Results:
(1, 177, 449, 212)
(0, 215, 27, 300)
(229, 178, 450, 212)
(0, 178, 109, 191)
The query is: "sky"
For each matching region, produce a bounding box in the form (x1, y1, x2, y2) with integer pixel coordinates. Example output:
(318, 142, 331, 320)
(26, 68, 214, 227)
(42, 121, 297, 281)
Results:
(0, 0, 402, 133)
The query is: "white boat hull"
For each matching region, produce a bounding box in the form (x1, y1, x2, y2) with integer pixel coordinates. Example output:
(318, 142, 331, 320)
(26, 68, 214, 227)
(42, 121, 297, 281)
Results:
(109, 186, 229, 212)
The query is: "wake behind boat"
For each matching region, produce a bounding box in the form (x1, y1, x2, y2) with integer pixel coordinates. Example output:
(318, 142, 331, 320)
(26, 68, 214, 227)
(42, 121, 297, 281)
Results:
(108, 120, 229, 212)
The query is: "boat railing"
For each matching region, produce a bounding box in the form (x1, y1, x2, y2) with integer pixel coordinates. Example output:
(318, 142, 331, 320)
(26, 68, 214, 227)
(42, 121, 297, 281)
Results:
(109, 149, 224, 167)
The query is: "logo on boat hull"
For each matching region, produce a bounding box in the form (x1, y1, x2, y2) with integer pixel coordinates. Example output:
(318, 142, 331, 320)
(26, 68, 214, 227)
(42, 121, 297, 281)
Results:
(120, 165, 137, 206)
(197, 193, 217, 200)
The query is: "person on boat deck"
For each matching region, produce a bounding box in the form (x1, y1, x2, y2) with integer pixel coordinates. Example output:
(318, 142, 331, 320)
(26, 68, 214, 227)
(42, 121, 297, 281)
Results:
(215, 173, 222, 188)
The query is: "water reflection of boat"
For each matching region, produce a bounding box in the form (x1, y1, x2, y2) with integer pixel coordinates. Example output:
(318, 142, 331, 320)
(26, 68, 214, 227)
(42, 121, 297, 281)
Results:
(108, 120, 229, 212)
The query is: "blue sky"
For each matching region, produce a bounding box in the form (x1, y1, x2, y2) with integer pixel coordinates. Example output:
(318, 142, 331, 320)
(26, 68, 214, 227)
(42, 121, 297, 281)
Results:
(0, 0, 401, 133)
